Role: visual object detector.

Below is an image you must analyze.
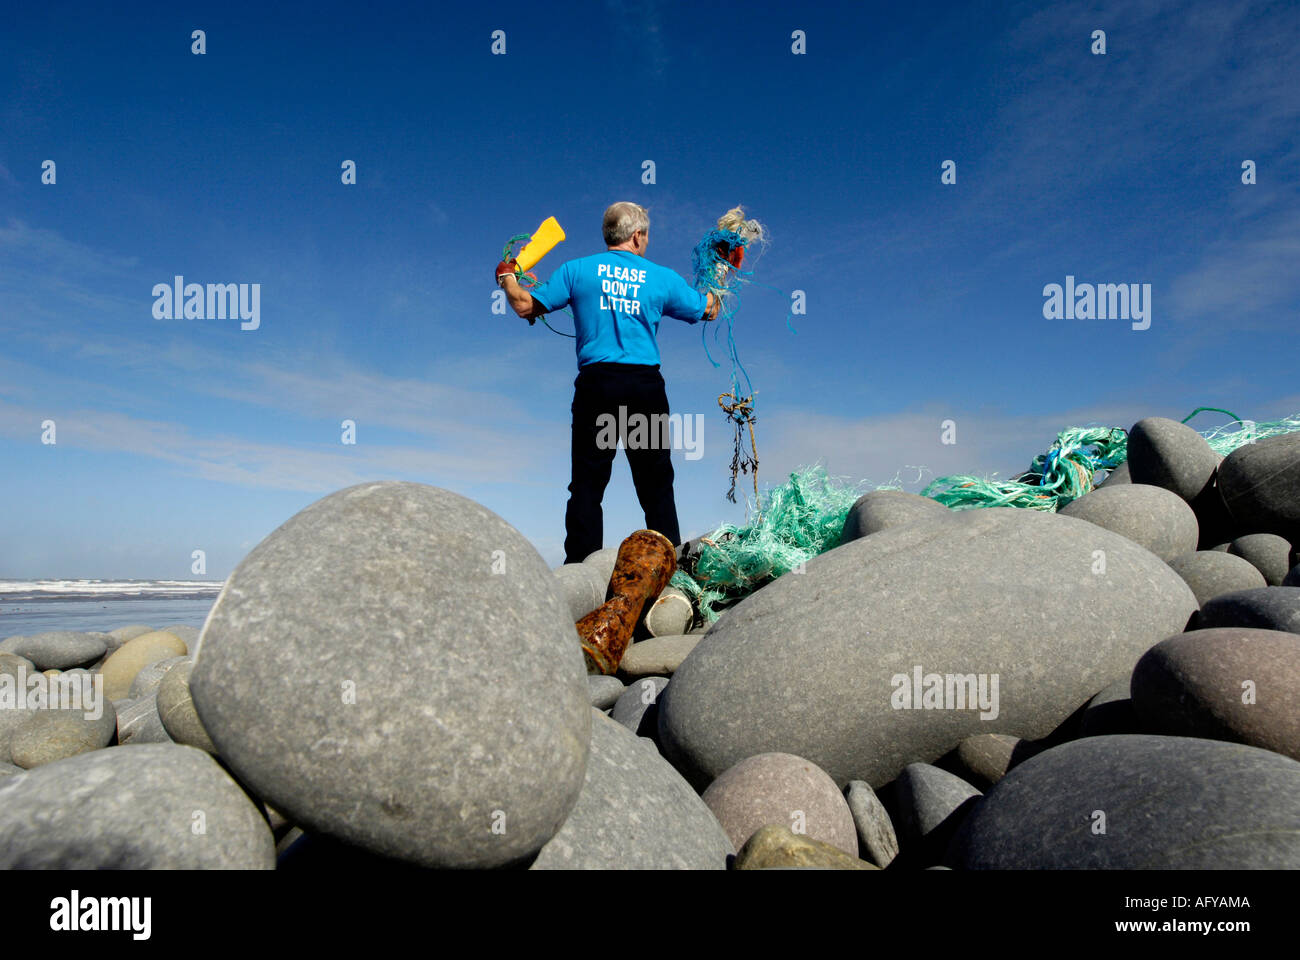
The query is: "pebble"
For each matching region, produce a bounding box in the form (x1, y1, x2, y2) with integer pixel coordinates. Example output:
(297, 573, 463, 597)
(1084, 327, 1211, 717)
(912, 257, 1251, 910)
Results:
(617, 634, 701, 677)
(701, 752, 859, 856)
(733, 825, 876, 870)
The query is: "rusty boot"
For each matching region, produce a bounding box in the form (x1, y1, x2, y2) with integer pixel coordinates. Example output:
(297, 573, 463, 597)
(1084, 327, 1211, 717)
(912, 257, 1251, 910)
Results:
(577, 529, 677, 675)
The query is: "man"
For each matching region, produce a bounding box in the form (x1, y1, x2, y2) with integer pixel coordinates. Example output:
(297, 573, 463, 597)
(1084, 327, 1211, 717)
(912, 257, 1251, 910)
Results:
(496, 201, 720, 564)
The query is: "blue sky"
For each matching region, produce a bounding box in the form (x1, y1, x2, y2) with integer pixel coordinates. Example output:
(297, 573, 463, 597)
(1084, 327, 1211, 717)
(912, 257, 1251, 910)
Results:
(2, 0, 1297, 578)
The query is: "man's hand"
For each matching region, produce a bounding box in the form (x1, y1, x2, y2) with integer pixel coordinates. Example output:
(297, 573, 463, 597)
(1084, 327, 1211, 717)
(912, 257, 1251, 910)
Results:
(703, 292, 721, 321)
(496, 260, 548, 323)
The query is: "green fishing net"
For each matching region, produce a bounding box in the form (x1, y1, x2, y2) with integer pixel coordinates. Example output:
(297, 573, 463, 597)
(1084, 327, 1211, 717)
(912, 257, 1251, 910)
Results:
(672, 409, 1300, 622)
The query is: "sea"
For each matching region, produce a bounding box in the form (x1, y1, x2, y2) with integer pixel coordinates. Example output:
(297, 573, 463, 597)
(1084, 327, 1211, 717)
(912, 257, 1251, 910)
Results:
(0, 579, 225, 641)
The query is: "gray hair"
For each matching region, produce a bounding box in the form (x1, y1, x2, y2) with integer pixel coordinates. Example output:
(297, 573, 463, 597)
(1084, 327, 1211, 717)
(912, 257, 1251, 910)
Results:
(602, 201, 650, 246)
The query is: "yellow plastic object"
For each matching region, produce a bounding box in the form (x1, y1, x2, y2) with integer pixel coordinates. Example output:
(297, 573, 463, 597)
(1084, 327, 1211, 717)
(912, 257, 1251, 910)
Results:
(515, 216, 566, 273)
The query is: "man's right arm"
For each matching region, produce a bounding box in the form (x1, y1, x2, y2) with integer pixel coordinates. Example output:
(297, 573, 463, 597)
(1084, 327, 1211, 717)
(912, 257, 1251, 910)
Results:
(500, 274, 549, 321)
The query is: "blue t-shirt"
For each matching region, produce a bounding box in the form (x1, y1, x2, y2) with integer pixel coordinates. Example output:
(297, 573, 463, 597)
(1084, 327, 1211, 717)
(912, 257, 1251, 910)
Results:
(528, 250, 709, 368)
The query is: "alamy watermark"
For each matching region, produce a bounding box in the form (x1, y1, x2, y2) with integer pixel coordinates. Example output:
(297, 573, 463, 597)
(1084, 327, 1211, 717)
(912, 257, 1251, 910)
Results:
(152, 276, 260, 330)
(50, 890, 150, 940)
(0, 666, 105, 720)
(890, 665, 1000, 720)
(595, 405, 703, 460)
(1043, 275, 1150, 330)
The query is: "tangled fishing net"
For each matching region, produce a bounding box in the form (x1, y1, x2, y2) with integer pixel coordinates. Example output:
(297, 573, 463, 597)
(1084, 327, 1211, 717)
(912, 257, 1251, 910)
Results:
(500, 232, 577, 339)
(690, 206, 770, 508)
(671, 408, 1300, 622)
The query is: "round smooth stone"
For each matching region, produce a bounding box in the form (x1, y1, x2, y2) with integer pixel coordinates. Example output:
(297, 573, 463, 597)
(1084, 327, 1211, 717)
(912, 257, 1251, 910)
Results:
(1125, 417, 1218, 502)
(644, 586, 693, 637)
(552, 563, 607, 620)
(844, 780, 899, 868)
(947, 735, 1300, 869)
(0, 631, 107, 671)
(128, 655, 191, 700)
(610, 676, 669, 738)
(734, 825, 876, 870)
(840, 489, 950, 544)
(1168, 551, 1267, 606)
(581, 548, 619, 586)
(1197, 587, 1300, 634)
(1228, 533, 1294, 586)
(701, 752, 858, 857)
(1095, 460, 1130, 487)
(1217, 432, 1300, 541)
(108, 625, 155, 643)
(1058, 483, 1199, 563)
(156, 661, 216, 753)
(659, 508, 1197, 788)
(617, 634, 701, 678)
(894, 763, 982, 863)
(1078, 680, 1140, 737)
(0, 743, 275, 868)
(189, 481, 591, 869)
(117, 694, 172, 745)
(99, 631, 188, 702)
(530, 709, 733, 870)
(9, 700, 118, 769)
(587, 675, 625, 710)
(1131, 627, 1300, 760)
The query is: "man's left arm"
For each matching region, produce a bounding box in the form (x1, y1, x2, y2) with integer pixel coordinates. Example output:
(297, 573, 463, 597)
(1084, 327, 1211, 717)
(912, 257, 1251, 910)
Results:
(664, 272, 719, 324)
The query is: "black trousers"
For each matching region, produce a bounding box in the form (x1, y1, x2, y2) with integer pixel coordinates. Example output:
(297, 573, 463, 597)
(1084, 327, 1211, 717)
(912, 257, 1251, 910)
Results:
(564, 361, 682, 564)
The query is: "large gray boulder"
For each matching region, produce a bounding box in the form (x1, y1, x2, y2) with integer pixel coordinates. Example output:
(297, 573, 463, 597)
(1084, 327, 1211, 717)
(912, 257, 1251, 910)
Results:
(1058, 483, 1199, 563)
(946, 735, 1300, 868)
(530, 709, 732, 870)
(0, 743, 275, 868)
(659, 508, 1198, 789)
(1125, 417, 1218, 502)
(1217, 431, 1300, 540)
(1131, 628, 1300, 761)
(190, 481, 591, 869)
(841, 489, 950, 544)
